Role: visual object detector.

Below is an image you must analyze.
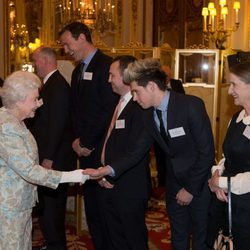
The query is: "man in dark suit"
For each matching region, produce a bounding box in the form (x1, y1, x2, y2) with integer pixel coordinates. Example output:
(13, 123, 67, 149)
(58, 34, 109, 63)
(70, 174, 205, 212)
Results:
(154, 65, 185, 190)
(29, 46, 75, 250)
(123, 58, 215, 250)
(59, 22, 119, 250)
(83, 56, 153, 250)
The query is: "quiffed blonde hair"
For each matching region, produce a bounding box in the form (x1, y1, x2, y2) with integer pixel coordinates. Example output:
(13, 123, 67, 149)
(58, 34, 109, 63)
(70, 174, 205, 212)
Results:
(123, 58, 168, 91)
(0, 71, 41, 108)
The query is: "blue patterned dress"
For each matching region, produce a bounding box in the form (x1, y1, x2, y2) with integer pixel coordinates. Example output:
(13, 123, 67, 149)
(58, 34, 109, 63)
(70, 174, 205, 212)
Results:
(0, 107, 62, 250)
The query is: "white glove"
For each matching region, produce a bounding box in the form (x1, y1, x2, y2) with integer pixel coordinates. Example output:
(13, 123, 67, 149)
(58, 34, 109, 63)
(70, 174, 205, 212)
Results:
(60, 169, 90, 184)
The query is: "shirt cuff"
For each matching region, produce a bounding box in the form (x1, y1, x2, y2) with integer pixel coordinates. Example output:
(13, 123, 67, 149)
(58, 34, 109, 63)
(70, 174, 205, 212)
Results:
(218, 177, 228, 189)
(106, 165, 115, 177)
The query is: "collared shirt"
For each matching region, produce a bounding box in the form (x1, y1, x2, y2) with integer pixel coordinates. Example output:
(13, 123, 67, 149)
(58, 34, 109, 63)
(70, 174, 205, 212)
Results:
(117, 91, 132, 117)
(108, 91, 132, 177)
(43, 69, 57, 84)
(82, 49, 97, 72)
(154, 91, 170, 132)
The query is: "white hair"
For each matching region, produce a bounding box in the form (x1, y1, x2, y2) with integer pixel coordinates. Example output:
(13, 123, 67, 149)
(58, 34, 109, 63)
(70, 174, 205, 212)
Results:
(0, 71, 41, 108)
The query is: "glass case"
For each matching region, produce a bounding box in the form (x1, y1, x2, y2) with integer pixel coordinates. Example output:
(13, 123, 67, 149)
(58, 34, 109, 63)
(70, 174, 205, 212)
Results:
(174, 49, 220, 151)
(174, 49, 219, 86)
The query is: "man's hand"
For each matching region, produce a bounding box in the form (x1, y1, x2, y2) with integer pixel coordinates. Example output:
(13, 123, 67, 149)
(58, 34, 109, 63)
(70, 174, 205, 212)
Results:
(72, 138, 93, 157)
(176, 188, 193, 206)
(83, 166, 112, 179)
(41, 159, 53, 169)
(98, 178, 114, 189)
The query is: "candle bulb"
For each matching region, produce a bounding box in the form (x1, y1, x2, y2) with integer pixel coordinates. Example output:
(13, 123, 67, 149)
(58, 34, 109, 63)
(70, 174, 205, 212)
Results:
(210, 8, 216, 32)
(219, 0, 226, 7)
(208, 2, 214, 26)
(233, 1, 240, 24)
(108, 2, 111, 20)
(111, 5, 115, 22)
(94, 1, 98, 17)
(202, 7, 209, 32)
(221, 6, 228, 30)
(59, 4, 63, 23)
(208, 2, 215, 11)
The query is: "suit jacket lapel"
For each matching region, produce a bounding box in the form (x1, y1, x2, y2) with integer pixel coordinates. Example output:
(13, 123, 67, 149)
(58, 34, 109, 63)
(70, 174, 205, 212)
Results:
(40, 70, 58, 96)
(167, 91, 177, 131)
(84, 49, 100, 72)
(117, 98, 134, 119)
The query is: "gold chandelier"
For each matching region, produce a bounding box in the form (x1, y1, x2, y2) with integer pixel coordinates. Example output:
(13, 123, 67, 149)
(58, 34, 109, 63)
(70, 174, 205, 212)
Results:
(57, 0, 116, 34)
(202, 0, 240, 50)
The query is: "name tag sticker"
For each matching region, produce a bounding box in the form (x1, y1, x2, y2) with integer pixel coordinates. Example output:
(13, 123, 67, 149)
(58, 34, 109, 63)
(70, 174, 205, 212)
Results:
(168, 127, 185, 138)
(115, 119, 125, 129)
(83, 72, 93, 80)
(243, 126, 250, 139)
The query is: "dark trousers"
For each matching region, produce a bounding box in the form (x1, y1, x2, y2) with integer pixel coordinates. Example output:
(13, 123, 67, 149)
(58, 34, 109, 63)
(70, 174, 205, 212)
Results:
(154, 143, 166, 187)
(38, 184, 68, 250)
(83, 180, 110, 250)
(100, 192, 149, 250)
(167, 184, 211, 250)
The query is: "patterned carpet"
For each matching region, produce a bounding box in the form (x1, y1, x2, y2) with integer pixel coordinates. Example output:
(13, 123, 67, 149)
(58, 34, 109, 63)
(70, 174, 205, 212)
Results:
(32, 193, 171, 250)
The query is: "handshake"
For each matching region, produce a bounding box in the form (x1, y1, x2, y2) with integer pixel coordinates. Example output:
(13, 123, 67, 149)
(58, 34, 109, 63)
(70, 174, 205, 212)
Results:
(60, 166, 114, 188)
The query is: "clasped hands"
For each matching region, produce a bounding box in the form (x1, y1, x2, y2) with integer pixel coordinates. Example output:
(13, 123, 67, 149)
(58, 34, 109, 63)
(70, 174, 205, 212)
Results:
(72, 138, 94, 157)
(83, 166, 114, 189)
(208, 170, 228, 202)
(176, 188, 193, 206)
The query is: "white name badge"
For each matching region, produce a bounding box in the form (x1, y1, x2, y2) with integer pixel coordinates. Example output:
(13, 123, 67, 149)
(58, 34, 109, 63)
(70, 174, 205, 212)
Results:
(243, 126, 250, 140)
(168, 127, 185, 138)
(83, 72, 93, 80)
(115, 119, 125, 129)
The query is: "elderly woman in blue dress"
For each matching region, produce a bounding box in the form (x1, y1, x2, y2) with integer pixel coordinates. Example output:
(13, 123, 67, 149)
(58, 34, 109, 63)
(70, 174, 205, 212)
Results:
(0, 71, 89, 250)
(208, 62, 250, 250)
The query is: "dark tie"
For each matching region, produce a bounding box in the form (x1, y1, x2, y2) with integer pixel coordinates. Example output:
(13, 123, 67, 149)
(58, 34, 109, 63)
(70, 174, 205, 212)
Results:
(76, 62, 85, 92)
(156, 109, 169, 144)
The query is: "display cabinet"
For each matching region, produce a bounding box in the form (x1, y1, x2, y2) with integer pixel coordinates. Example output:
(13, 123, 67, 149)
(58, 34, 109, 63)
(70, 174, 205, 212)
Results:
(174, 49, 220, 138)
(173, 49, 222, 160)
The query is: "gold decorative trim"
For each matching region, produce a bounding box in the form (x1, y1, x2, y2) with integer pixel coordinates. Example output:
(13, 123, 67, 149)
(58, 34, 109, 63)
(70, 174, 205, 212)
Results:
(248, 1, 250, 49)
(131, 0, 138, 34)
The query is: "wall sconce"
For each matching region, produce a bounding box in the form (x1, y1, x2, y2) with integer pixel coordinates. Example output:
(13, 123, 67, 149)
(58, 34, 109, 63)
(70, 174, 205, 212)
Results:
(202, 0, 240, 50)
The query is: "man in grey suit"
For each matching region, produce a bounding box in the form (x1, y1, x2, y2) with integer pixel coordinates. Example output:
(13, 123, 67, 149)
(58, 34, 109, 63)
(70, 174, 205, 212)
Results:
(29, 46, 75, 250)
(123, 58, 215, 250)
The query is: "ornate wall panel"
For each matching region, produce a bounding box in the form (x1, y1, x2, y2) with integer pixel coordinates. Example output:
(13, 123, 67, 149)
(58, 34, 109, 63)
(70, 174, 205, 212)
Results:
(155, 0, 203, 48)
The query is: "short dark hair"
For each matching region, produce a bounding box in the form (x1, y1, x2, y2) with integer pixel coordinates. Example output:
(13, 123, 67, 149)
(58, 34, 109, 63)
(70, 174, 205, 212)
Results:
(59, 22, 92, 43)
(113, 55, 137, 76)
(123, 58, 168, 91)
(230, 62, 250, 84)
